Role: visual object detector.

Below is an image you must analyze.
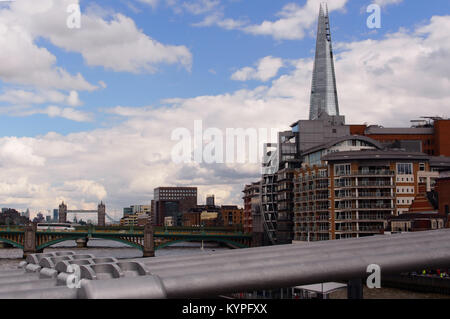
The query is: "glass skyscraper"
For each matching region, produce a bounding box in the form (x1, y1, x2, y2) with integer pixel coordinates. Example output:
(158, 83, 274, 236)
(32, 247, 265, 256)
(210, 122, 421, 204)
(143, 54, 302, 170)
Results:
(309, 3, 340, 120)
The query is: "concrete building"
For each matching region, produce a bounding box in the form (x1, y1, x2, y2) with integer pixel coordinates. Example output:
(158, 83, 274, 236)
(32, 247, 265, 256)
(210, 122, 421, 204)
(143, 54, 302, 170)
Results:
(152, 187, 197, 226)
(242, 182, 260, 234)
(120, 214, 138, 226)
(120, 205, 151, 226)
(131, 205, 151, 215)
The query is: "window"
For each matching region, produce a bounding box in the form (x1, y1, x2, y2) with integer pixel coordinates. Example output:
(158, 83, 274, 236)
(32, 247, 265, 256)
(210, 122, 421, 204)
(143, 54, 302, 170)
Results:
(397, 163, 412, 175)
(335, 164, 351, 176)
(419, 163, 425, 171)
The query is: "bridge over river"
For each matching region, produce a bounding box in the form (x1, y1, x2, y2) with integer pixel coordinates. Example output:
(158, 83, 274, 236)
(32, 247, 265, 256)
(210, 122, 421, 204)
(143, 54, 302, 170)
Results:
(0, 224, 252, 257)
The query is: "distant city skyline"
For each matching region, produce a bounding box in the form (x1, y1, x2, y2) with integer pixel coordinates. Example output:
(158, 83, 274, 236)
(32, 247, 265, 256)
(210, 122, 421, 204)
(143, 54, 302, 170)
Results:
(0, 0, 449, 217)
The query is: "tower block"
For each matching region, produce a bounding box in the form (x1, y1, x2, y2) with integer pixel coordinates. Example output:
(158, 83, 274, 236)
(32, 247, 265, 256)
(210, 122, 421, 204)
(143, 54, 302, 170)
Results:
(58, 201, 67, 223)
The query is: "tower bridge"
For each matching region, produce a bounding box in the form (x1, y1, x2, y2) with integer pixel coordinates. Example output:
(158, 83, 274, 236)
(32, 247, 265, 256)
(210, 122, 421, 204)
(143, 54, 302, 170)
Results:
(58, 201, 111, 226)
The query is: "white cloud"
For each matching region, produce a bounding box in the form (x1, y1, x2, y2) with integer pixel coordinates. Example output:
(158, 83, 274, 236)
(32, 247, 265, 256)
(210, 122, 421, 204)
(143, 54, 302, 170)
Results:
(12, 105, 94, 122)
(0, 0, 192, 86)
(5, 0, 193, 74)
(67, 91, 82, 107)
(242, 0, 348, 40)
(2, 15, 450, 218)
(62, 180, 107, 201)
(374, 0, 403, 7)
(0, 23, 96, 91)
(137, 0, 160, 9)
(182, 0, 220, 15)
(0, 138, 46, 167)
(0, 89, 82, 107)
(193, 0, 348, 40)
(231, 56, 284, 82)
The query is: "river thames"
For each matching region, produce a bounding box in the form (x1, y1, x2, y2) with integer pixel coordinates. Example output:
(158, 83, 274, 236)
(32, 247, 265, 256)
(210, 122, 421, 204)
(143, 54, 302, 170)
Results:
(0, 238, 229, 270)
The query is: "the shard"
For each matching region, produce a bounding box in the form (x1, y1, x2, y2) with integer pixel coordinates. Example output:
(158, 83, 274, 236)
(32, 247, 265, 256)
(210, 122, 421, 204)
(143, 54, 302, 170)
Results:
(309, 3, 340, 120)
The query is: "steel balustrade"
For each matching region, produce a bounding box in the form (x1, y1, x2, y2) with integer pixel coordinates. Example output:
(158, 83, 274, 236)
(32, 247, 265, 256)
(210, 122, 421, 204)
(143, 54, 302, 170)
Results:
(0, 229, 450, 299)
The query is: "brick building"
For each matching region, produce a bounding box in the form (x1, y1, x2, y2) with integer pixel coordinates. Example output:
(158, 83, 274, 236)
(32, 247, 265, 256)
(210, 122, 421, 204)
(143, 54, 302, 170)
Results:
(182, 205, 223, 227)
(350, 118, 450, 157)
(220, 205, 244, 228)
(294, 149, 438, 241)
(384, 182, 446, 233)
(436, 171, 450, 221)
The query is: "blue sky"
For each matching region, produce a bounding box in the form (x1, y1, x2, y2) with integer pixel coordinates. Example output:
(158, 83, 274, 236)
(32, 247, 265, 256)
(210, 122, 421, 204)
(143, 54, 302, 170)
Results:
(2, 0, 448, 137)
(0, 0, 449, 217)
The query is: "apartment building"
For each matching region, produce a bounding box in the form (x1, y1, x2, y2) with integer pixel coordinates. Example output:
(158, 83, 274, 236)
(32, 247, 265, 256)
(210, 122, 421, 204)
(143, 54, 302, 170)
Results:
(242, 182, 260, 234)
(294, 149, 436, 241)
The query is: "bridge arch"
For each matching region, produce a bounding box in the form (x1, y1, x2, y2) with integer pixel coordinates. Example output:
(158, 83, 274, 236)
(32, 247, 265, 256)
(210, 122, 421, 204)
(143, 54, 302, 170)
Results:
(36, 235, 87, 251)
(36, 234, 144, 251)
(0, 237, 24, 249)
(156, 238, 249, 250)
(88, 235, 143, 251)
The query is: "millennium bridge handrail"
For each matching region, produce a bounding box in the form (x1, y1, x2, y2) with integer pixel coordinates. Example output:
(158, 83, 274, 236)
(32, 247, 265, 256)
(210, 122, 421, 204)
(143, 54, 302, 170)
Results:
(80, 229, 450, 298)
(1, 229, 450, 299)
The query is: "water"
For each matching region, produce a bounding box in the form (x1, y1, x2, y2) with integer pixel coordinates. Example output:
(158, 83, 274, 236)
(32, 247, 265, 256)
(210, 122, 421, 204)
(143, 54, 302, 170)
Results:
(0, 239, 230, 270)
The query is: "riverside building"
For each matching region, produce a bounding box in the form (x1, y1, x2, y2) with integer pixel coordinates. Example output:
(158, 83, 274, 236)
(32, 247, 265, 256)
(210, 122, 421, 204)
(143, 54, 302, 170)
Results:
(294, 148, 445, 241)
(245, 4, 450, 245)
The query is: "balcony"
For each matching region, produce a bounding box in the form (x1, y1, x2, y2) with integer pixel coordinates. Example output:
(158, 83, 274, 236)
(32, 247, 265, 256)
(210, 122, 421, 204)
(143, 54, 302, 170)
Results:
(335, 170, 394, 177)
(353, 170, 395, 176)
(358, 203, 393, 210)
(334, 181, 393, 188)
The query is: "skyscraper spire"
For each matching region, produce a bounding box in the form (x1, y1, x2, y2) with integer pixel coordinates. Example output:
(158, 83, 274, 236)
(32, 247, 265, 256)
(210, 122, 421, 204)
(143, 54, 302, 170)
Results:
(309, 3, 340, 120)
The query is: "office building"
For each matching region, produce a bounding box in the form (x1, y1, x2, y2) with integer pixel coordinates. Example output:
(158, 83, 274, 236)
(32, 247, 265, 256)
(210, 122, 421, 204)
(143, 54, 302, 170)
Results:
(123, 207, 133, 217)
(152, 187, 197, 226)
(309, 3, 340, 120)
(206, 195, 215, 207)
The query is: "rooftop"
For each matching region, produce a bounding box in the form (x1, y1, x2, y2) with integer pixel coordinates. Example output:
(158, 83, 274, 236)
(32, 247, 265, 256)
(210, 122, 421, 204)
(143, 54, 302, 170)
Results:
(322, 150, 431, 162)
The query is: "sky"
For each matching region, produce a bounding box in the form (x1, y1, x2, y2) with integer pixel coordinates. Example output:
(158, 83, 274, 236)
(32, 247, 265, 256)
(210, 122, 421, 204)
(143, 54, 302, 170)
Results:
(0, 0, 449, 220)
